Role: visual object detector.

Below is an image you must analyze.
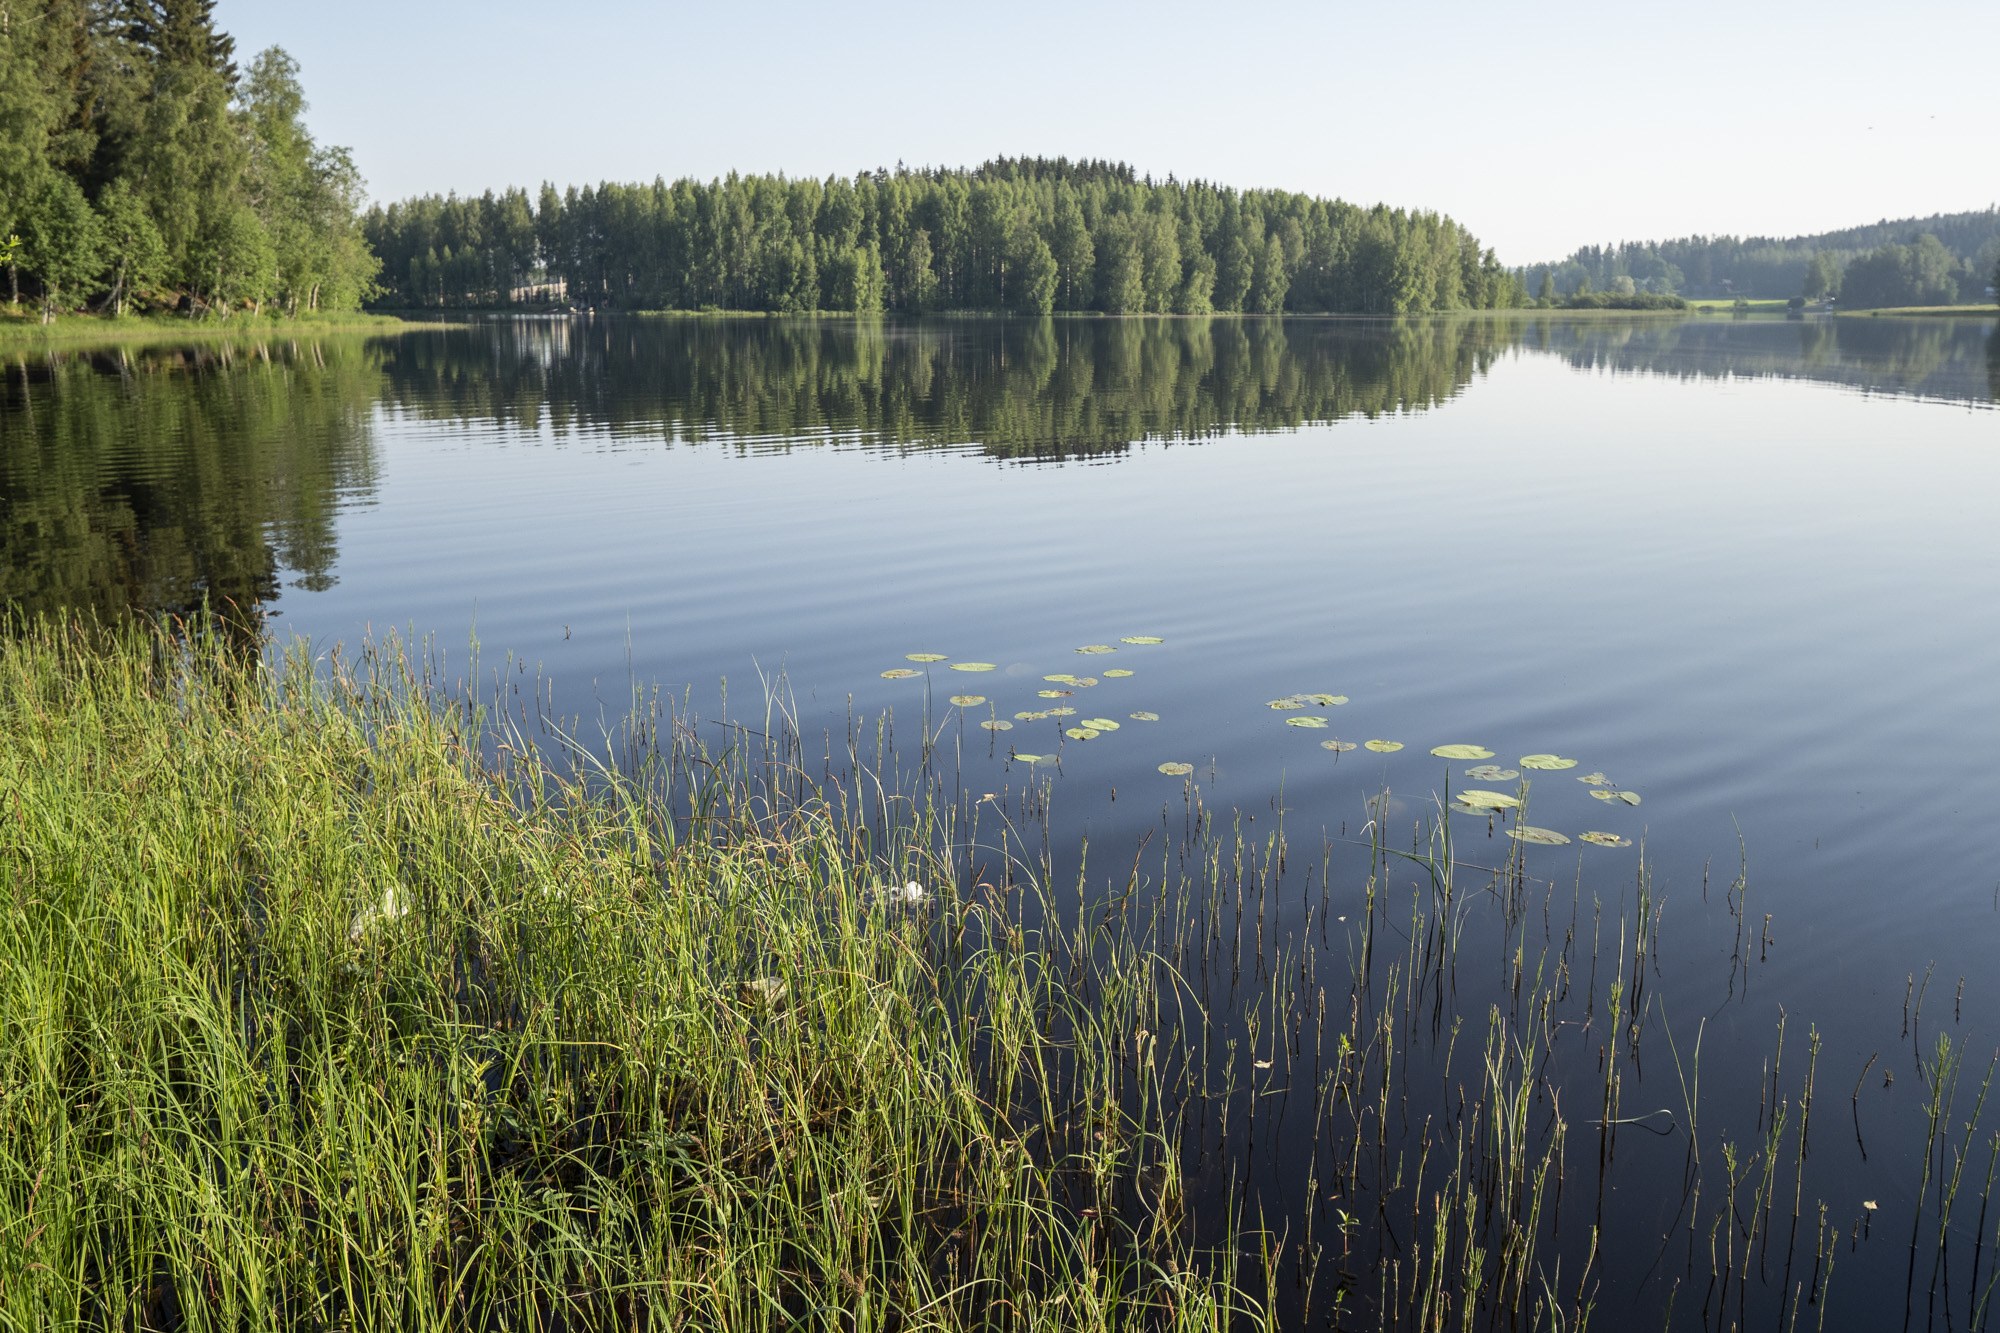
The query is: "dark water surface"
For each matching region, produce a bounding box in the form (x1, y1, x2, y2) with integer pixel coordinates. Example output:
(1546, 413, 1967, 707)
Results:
(5, 312, 1999, 1328)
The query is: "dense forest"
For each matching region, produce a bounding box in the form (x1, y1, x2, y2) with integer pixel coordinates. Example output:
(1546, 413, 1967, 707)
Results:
(0, 0, 378, 321)
(1526, 207, 2000, 304)
(361, 159, 1529, 315)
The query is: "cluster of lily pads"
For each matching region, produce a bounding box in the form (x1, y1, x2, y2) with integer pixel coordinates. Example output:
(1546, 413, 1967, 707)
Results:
(877, 642, 1647, 849)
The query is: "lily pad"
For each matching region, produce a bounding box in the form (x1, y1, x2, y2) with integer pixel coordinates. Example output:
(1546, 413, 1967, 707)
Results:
(1082, 718, 1121, 731)
(1158, 762, 1194, 776)
(1590, 789, 1619, 801)
(1072, 678, 1098, 688)
(1364, 740, 1404, 753)
(951, 662, 997, 673)
(1064, 727, 1100, 740)
(1037, 690, 1072, 698)
(1305, 693, 1349, 706)
(1457, 789, 1523, 810)
(1448, 801, 1497, 817)
(1577, 772, 1611, 786)
(1465, 765, 1519, 781)
(1121, 636, 1165, 644)
(1044, 674, 1080, 684)
(905, 653, 948, 663)
(1431, 744, 1495, 760)
(1580, 832, 1633, 848)
(1506, 826, 1572, 846)
(1520, 754, 1579, 771)
(1321, 740, 1358, 752)
(1012, 753, 1045, 764)
(1076, 645, 1116, 655)
(1048, 707, 1077, 717)
(949, 695, 986, 706)
(1286, 716, 1329, 728)
(980, 720, 1013, 731)
(1267, 699, 1306, 711)
(1617, 791, 1642, 806)
(881, 668, 921, 679)
(1103, 669, 1134, 678)
(1014, 710, 1048, 720)
(1129, 711, 1160, 722)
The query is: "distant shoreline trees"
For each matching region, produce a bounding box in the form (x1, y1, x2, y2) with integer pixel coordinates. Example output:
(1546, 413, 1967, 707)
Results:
(361, 159, 1529, 316)
(0, 2, 378, 323)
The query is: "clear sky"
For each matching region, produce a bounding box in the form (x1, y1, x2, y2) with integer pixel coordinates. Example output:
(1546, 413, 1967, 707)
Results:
(216, 0, 1996, 266)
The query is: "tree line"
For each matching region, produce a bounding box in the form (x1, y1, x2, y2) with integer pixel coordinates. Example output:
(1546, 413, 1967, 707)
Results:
(0, 0, 379, 322)
(361, 158, 1529, 316)
(1524, 207, 2000, 306)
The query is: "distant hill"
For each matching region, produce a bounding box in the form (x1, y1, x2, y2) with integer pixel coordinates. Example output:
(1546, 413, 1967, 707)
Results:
(1527, 208, 2000, 301)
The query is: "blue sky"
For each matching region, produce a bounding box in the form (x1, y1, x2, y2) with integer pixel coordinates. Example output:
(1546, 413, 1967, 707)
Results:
(217, 0, 1996, 264)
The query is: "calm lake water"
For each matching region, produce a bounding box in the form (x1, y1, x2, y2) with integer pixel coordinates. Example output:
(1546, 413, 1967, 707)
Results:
(5, 312, 1999, 1328)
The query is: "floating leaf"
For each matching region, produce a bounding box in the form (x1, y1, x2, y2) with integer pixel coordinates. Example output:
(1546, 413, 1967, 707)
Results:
(1365, 740, 1404, 753)
(1044, 673, 1079, 684)
(1305, 693, 1349, 706)
(951, 662, 997, 672)
(1129, 711, 1160, 722)
(1321, 740, 1358, 752)
(1015, 753, 1056, 766)
(1617, 791, 1642, 806)
(949, 695, 986, 706)
(1073, 677, 1098, 688)
(1520, 754, 1579, 771)
(1121, 636, 1164, 644)
(1103, 669, 1134, 678)
(1465, 765, 1519, 781)
(1158, 762, 1194, 776)
(1064, 727, 1099, 740)
(1074, 718, 1114, 732)
(1507, 826, 1571, 846)
(1076, 645, 1116, 655)
(1458, 789, 1524, 810)
(1431, 744, 1495, 760)
(1580, 832, 1633, 848)
(1037, 689, 1073, 698)
(1267, 699, 1307, 711)
(905, 653, 948, 663)
(881, 668, 920, 679)
(1448, 801, 1496, 817)
(1286, 716, 1329, 728)
(1577, 772, 1611, 786)
(1590, 789, 1619, 802)
(980, 720, 1013, 731)
(1048, 707, 1077, 717)
(1014, 710, 1045, 720)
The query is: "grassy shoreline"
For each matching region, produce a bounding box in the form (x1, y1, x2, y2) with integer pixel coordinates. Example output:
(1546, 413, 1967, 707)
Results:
(0, 308, 419, 346)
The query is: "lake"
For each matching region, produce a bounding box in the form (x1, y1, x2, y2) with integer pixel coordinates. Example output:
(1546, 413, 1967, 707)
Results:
(5, 311, 1998, 1329)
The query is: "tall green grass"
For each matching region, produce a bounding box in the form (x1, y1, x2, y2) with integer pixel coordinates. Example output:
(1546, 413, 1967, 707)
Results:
(0, 618, 1242, 1331)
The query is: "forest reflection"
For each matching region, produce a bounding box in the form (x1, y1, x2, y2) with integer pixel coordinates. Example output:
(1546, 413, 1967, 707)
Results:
(3, 313, 1991, 629)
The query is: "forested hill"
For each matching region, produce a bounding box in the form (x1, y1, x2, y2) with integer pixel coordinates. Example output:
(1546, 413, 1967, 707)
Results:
(0, 1, 379, 321)
(361, 159, 1529, 315)
(1530, 207, 2000, 301)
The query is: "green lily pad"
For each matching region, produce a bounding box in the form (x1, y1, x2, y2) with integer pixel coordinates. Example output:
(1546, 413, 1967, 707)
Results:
(1037, 690, 1072, 698)
(1048, 707, 1077, 717)
(881, 668, 921, 679)
(1072, 677, 1098, 688)
(1268, 699, 1307, 711)
(1044, 674, 1080, 684)
(1064, 727, 1099, 740)
(1590, 789, 1618, 801)
(952, 662, 997, 672)
(1121, 636, 1164, 644)
(1364, 740, 1404, 753)
(906, 653, 948, 663)
(1014, 710, 1045, 720)
(1102, 669, 1134, 678)
(1577, 772, 1611, 786)
(1580, 832, 1633, 848)
(1158, 762, 1194, 776)
(1286, 716, 1329, 728)
(1617, 791, 1642, 806)
(1457, 789, 1523, 810)
(949, 695, 986, 706)
(1082, 718, 1121, 731)
(1448, 801, 1497, 817)
(980, 720, 1013, 731)
(1305, 693, 1349, 706)
(1129, 711, 1159, 722)
(1520, 754, 1579, 771)
(1321, 740, 1358, 752)
(1076, 645, 1116, 655)
(1012, 753, 1044, 764)
(1465, 765, 1519, 781)
(1507, 826, 1571, 846)
(1431, 744, 1495, 760)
